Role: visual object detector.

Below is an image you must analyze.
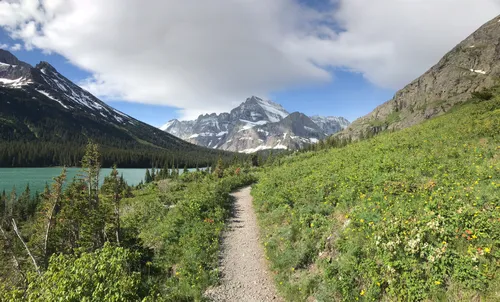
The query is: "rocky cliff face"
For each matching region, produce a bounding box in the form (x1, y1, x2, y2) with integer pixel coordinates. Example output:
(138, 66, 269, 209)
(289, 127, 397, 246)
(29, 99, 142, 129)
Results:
(342, 15, 500, 138)
(161, 96, 349, 152)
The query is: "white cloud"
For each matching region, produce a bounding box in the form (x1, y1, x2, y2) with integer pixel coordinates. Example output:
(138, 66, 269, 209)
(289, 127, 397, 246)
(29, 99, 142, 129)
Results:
(0, 0, 499, 119)
(0, 43, 9, 49)
(10, 43, 21, 51)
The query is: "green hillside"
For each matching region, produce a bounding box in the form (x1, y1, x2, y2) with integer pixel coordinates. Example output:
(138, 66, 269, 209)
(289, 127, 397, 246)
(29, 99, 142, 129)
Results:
(253, 92, 500, 301)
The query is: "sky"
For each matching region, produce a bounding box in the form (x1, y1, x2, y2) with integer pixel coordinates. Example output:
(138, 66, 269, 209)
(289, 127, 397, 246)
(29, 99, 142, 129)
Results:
(0, 0, 499, 128)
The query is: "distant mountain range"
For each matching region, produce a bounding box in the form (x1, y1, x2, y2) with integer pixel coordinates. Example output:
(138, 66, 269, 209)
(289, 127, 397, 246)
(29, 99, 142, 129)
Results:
(342, 14, 500, 139)
(160, 96, 349, 153)
(0, 49, 231, 167)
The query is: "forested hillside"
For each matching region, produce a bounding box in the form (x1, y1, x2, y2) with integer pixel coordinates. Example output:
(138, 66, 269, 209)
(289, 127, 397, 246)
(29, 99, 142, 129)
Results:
(253, 92, 499, 301)
(0, 50, 236, 168)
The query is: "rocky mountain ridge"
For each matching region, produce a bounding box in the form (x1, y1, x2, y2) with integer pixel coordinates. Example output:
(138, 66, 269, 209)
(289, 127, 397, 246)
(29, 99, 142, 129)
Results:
(341, 14, 500, 139)
(0, 49, 229, 167)
(161, 96, 349, 153)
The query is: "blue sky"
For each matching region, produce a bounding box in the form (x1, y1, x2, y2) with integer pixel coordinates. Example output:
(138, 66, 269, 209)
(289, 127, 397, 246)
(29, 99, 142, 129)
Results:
(1, 0, 497, 127)
(0, 27, 394, 126)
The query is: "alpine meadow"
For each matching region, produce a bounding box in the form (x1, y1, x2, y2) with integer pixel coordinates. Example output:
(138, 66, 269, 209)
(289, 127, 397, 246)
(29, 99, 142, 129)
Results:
(1, 2, 500, 302)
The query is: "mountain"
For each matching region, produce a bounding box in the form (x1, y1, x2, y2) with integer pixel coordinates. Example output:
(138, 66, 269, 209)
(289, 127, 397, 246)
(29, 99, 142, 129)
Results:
(0, 49, 233, 167)
(161, 96, 349, 153)
(310, 115, 350, 135)
(342, 14, 500, 139)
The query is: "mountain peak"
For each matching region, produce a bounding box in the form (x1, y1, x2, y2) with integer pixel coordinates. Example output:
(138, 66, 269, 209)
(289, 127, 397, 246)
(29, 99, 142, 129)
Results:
(0, 49, 18, 64)
(245, 95, 263, 103)
(161, 96, 349, 152)
(35, 61, 58, 73)
(0, 49, 31, 69)
(159, 119, 179, 131)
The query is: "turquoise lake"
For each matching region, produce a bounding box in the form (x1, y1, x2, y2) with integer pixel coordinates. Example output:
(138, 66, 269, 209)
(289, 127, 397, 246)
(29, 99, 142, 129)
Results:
(0, 167, 147, 194)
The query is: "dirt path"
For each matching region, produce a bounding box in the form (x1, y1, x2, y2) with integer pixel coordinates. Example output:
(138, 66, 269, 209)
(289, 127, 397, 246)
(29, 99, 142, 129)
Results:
(205, 186, 282, 302)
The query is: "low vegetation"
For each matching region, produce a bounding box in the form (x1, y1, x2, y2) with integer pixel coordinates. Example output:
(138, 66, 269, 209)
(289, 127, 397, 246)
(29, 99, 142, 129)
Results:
(0, 141, 257, 301)
(252, 94, 499, 301)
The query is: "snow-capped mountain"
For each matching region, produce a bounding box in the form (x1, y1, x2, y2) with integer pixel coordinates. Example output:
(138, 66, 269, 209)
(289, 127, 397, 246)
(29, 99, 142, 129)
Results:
(0, 49, 227, 167)
(0, 50, 135, 125)
(161, 96, 350, 153)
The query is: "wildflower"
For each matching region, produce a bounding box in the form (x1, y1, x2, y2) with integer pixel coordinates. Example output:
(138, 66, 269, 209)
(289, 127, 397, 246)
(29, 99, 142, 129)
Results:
(485, 247, 491, 254)
(360, 219, 364, 223)
(435, 281, 441, 285)
(360, 290, 365, 296)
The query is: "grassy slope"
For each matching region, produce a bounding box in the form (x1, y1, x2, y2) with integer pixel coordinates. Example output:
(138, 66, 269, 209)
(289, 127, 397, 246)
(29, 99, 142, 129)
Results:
(252, 97, 499, 301)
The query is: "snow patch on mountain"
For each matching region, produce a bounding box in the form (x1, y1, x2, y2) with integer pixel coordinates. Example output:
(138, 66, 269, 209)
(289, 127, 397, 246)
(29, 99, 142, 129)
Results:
(35, 89, 69, 109)
(255, 98, 289, 122)
(0, 77, 32, 87)
(160, 96, 350, 153)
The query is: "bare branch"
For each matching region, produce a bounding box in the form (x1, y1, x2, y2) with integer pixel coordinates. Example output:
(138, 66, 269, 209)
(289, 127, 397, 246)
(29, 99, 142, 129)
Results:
(11, 219, 41, 275)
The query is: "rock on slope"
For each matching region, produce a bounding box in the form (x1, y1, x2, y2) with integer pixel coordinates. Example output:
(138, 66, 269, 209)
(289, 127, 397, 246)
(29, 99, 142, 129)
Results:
(161, 96, 349, 153)
(342, 14, 500, 138)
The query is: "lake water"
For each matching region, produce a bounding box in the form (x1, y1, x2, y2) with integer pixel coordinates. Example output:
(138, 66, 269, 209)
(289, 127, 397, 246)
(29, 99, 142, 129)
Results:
(0, 167, 147, 194)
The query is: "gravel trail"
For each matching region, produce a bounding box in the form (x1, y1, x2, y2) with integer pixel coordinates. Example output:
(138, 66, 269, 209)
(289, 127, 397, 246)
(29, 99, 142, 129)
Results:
(205, 186, 282, 302)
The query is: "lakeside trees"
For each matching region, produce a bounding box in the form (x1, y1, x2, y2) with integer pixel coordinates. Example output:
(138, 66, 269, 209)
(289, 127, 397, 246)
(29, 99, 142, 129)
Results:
(0, 141, 257, 300)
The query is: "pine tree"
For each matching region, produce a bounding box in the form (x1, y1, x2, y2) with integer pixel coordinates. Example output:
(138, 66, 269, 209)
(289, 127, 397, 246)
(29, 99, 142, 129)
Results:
(213, 158, 224, 179)
(101, 166, 124, 246)
(81, 141, 101, 207)
(145, 169, 152, 183)
(80, 141, 104, 250)
(171, 163, 177, 179)
(7, 186, 17, 218)
(0, 190, 6, 220)
(41, 168, 67, 265)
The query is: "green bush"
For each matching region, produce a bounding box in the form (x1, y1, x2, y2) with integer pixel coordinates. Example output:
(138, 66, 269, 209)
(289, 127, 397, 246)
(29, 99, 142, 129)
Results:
(1, 243, 143, 302)
(121, 171, 257, 300)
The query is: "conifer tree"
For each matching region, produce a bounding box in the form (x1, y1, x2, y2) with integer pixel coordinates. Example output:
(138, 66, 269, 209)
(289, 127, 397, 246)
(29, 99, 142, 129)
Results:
(0, 190, 6, 220)
(145, 169, 152, 183)
(101, 166, 124, 246)
(7, 186, 17, 219)
(80, 141, 104, 250)
(41, 168, 67, 265)
(213, 158, 224, 179)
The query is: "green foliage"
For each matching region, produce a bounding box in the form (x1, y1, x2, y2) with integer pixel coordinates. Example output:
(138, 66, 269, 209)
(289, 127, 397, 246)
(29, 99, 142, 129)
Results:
(253, 97, 500, 301)
(121, 170, 257, 300)
(22, 243, 142, 302)
(145, 168, 153, 183)
(213, 158, 225, 179)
